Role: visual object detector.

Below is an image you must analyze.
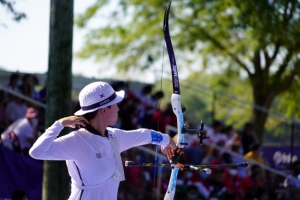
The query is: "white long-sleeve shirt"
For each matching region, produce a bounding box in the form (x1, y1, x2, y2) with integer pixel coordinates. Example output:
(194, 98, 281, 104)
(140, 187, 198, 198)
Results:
(29, 121, 170, 200)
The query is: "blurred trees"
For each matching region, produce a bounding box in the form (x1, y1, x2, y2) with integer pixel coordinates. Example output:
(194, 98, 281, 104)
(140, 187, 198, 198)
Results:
(0, 0, 26, 22)
(75, 0, 300, 141)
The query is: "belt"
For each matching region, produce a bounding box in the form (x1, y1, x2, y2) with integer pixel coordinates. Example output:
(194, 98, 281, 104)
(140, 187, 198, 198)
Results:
(71, 172, 121, 190)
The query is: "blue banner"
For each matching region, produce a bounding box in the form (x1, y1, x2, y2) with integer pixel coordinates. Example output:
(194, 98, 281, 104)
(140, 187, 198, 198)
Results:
(0, 146, 43, 200)
(263, 146, 300, 169)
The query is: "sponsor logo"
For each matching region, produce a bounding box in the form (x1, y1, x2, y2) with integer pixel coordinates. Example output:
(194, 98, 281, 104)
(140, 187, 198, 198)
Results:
(96, 153, 102, 158)
(273, 151, 298, 165)
(109, 134, 115, 140)
(99, 99, 110, 106)
(99, 93, 105, 99)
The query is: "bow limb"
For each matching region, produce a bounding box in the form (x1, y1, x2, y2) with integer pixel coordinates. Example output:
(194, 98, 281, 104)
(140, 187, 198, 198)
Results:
(163, 2, 185, 199)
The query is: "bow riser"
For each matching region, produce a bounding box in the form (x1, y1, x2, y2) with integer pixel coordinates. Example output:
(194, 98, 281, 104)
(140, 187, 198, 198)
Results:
(164, 94, 184, 200)
(171, 94, 184, 148)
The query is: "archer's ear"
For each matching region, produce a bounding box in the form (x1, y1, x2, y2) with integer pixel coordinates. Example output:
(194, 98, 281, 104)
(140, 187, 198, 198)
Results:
(99, 108, 106, 115)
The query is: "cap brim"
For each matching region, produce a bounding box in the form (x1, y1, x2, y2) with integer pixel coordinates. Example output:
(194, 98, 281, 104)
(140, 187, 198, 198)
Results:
(74, 90, 125, 116)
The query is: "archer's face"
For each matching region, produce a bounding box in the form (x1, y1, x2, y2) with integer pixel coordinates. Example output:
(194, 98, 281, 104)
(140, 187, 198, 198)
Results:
(105, 104, 119, 126)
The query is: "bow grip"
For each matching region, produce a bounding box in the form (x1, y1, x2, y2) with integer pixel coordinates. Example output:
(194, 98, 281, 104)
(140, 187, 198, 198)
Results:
(171, 147, 181, 163)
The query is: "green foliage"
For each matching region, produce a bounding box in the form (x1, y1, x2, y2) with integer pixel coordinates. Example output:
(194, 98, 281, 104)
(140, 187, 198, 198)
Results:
(153, 70, 253, 130)
(76, 0, 300, 140)
(273, 77, 300, 119)
(186, 71, 254, 129)
(75, 0, 167, 71)
(75, 0, 300, 76)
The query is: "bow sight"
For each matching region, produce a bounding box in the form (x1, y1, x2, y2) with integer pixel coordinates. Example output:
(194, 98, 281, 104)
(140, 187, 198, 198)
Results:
(181, 106, 209, 145)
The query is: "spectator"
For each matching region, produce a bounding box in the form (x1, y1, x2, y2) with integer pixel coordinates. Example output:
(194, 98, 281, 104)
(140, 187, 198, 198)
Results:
(207, 169, 226, 199)
(135, 84, 152, 127)
(120, 103, 138, 130)
(186, 185, 203, 200)
(0, 91, 7, 132)
(244, 142, 264, 164)
(111, 81, 136, 101)
(39, 78, 47, 103)
(230, 142, 247, 178)
(124, 151, 144, 188)
(221, 125, 235, 140)
(290, 188, 300, 200)
(186, 170, 210, 199)
(151, 103, 177, 135)
(224, 131, 241, 150)
(183, 127, 205, 165)
(238, 165, 265, 200)
(201, 145, 221, 165)
(4, 72, 21, 102)
(223, 167, 242, 199)
(241, 122, 258, 155)
(267, 173, 289, 200)
(11, 189, 27, 200)
(205, 120, 227, 145)
(32, 74, 40, 100)
(5, 96, 28, 125)
(283, 161, 300, 191)
(18, 74, 34, 99)
(208, 152, 232, 174)
(142, 90, 164, 129)
(1, 107, 38, 155)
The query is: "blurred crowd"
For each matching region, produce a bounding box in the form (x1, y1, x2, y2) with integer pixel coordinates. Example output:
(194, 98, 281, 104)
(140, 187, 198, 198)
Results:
(120, 120, 300, 200)
(0, 73, 46, 156)
(0, 72, 300, 200)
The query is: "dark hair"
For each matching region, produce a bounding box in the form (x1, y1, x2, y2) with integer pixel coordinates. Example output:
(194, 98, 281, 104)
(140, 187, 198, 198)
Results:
(82, 110, 98, 121)
(251, 164, 261, 173)
(212, 120, 223, 128)
(9, 73, 20, 83)
(243, 122, 254, 131)
(187, 185, 198, 192)
(292, 161, 300, 169)
(11, 189, 27, 200)
(22, 73, 31, 82)
(142, 85, 152, 94)
(231, 143, 240, 152)
(152, 91, 164, 99)
(222, 153, 232, 164)
(250, 143, 261, 151)
(82, 106, 111, 121)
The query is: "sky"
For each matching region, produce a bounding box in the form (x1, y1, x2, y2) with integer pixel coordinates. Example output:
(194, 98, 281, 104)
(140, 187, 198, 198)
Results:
(0, 0, 157, 83)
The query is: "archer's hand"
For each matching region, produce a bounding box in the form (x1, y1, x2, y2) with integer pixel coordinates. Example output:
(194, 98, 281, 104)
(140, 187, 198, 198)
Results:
(161, 146, 174, 161)
(167, 136, 177, 150)
(58, 116, 89, 128)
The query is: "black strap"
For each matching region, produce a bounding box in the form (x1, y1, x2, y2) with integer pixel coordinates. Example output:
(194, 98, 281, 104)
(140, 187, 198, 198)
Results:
(85, 124, 108, 137)
(81, 93, 117, 111)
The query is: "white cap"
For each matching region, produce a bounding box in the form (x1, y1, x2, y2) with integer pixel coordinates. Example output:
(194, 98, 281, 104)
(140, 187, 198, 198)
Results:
(74, 81, 124, 115)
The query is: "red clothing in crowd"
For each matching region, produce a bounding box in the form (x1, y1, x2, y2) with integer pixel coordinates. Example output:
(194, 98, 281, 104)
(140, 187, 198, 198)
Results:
(223, 171, 241, 198)
(237, 175, 263, 199)
(152, 110, 177, 133)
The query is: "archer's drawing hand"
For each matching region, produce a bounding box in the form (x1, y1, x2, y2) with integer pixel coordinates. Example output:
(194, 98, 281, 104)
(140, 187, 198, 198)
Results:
(58, 116, 89, 128)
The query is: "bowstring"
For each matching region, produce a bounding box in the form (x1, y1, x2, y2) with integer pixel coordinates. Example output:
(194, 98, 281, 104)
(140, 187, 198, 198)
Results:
(152, 39, 166, 198)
